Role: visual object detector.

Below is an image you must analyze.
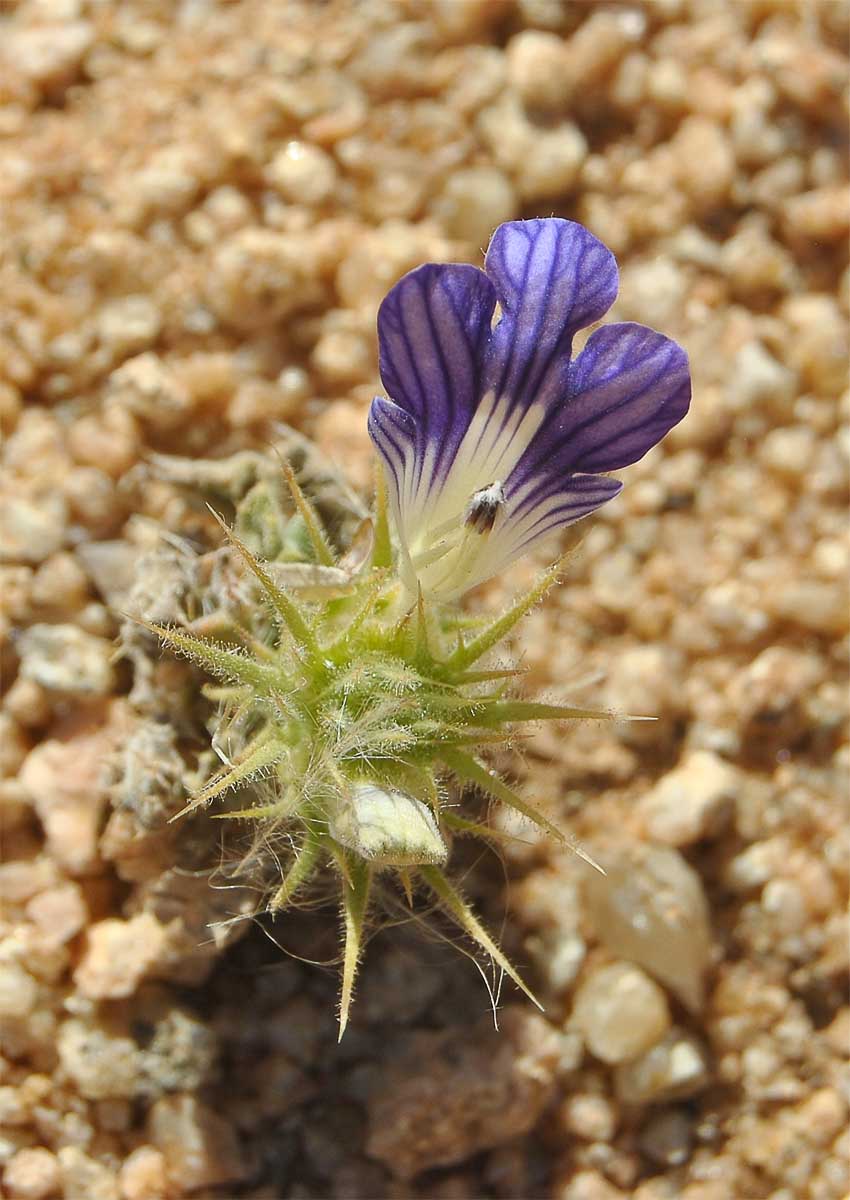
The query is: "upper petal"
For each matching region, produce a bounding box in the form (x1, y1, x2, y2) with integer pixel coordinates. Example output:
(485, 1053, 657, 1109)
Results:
(564, 322, 691, 473)
(377, 262, 496, 470)
(481, 219, 618, 411)
(505, 322, 691, 501)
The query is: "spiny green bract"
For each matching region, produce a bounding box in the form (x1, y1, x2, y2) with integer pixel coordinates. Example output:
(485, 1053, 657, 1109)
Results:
(151, 468, 609, 1036)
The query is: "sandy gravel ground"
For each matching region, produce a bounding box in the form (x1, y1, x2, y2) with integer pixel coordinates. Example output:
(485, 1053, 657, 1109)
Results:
(0, 1, 848, 1198)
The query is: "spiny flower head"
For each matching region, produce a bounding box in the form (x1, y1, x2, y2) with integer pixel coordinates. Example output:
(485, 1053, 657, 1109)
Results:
(150, 219, 690, 1035)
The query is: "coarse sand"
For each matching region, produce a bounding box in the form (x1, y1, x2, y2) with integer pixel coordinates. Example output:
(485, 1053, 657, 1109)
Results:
(0, 1, 847, 1198)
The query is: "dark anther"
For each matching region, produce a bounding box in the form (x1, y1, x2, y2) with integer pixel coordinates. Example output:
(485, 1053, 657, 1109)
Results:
(464, 482, 506, 534)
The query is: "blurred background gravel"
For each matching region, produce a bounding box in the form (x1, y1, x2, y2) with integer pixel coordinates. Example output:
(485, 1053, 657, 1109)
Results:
(0, 1, 847, 1198)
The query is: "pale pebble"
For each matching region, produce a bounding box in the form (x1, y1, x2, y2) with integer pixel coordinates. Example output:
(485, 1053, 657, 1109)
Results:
(67, 409, 139, 478)
(226, 379, 301, 426)
(0, 566, 33, 624)
(646, 58, 687, 109)
(62, 467, 121, 536)
(206, 228, 324, 331)
(26, 883, 88, 945)
(766, 580, 848, 636)
(266, 141, 338, 206)
(758, 425, 818, 478)
(429, 166, 517, 247)
(73, 914, 170, 1000)
(729, 645, 825, 751)
(784, 186, 850, 242)
(0, 858, 57, 903)
(720, 217, 797, 297)
(603, 645, 687, 751)
(617, 258, 687, 329)
(335, 221, 452, 310)
(115, 148, 202, 225)
(95, 296, 162, 359)
(117, 1146, 168, 1200)
(555, 1168, 627, 1200)
(202, 185, 253, 230)
(0, 964, 38, 1020)
(17, 624, 115, 697)
(57, 1147, 119, 1200)
(506, 30, 570, 111)
(781, 294, 847, 395)
(147, 1094, 249, 1193)
(725, 838, 788, 892)
(571, 961, 671, 1065)
(106, 352, 190, 426)
(30, 552, 89, 612)
(639, 750, 738, 846)
(559, 1093, 619, 1142)
(57, 1019, 140, 1101)
(614, 1029, 709, 1104)
(477, 94, 586, 202)
(311, 327, 373, 387)
(0, 494, 67, 565)
(727, 340, 796, 413)
(565, 9, 645, 90)
(515, 0, 569, 27)
(585, 843, 712, 1012)
(19, 702, 129, 875)
(1, 22, 93, 90)
(3, 1147, 60, 1200)
(672, 117, 735, 206)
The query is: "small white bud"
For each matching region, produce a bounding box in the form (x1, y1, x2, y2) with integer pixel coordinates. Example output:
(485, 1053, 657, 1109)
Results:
(330, 783, 448, 866)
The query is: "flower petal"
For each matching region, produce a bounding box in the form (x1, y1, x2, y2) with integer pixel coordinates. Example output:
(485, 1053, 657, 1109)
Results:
(506, 323, 691, 508)
(377, 262, 496, 478)
(564, 322, 691, 472)
(368, 395, 424, 592)
(367, 395, 416, 524)
(369, 219, 691, 603)
(481, 474, 622, 584)
(482, 219, 618, 411)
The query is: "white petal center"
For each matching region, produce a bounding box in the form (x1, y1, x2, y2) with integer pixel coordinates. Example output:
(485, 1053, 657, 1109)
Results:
(401, 391, 547, 599)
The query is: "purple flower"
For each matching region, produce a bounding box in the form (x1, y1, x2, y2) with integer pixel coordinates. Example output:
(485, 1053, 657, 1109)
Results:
(368, 219, 690, 601)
